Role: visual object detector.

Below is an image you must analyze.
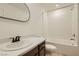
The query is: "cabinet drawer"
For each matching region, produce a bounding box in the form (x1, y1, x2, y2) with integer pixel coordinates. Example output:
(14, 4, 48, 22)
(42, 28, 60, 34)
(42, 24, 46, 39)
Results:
(38, 41, 45, 50)
(23, 46, 38, 56)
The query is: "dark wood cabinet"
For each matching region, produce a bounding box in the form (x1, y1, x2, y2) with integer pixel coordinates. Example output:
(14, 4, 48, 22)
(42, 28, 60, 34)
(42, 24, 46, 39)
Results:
(23, 41, 45, 56)
(23, 46, 38, 56)
(39, 48, 45, 56)
(38, 41, 45, 56)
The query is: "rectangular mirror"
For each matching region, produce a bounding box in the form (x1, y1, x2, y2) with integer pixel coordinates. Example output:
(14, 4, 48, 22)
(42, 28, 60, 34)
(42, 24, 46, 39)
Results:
(0, 3, 30, 22)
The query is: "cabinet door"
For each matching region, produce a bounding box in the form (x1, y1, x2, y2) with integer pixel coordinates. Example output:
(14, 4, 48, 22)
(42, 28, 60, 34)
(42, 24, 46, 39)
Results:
(38, 41, 45, 56)
(39, 48, 45, 56)
(23, 46, 38, 56)
(38, 41, 45, 50)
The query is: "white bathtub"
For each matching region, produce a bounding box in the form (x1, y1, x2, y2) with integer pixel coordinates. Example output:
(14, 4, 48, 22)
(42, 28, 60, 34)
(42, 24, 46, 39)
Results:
(46, 38, 79, 56)
(46, 38, 78, 46)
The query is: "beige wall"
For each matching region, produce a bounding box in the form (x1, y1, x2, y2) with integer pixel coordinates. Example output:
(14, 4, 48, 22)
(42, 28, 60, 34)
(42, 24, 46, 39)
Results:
(0, 3, 79, 55)
(0, 3, 43, 39)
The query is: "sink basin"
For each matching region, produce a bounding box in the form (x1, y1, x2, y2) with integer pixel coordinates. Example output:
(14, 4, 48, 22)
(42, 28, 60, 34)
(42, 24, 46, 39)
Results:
(0, 36, 44, 51)
(0, 38, 34, 51)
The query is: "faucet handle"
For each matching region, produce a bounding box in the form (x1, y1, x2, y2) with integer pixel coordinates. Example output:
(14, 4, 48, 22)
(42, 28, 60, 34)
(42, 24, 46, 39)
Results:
(16, 36, 21, 41)
(16, 36, 21, 39)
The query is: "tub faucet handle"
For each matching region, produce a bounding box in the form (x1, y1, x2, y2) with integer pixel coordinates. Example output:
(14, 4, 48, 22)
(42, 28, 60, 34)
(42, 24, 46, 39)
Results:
(70, 38, 75, 40)
(72, 34, 75, 37)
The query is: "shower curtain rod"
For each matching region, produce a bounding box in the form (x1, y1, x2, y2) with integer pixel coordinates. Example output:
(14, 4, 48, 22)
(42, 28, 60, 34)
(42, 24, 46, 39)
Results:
(47, 4, 74, 12)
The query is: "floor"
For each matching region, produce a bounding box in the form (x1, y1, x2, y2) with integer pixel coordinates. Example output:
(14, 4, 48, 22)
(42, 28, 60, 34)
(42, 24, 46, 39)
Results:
(46, 50, 66, 56)
(46, 42, 66, 56)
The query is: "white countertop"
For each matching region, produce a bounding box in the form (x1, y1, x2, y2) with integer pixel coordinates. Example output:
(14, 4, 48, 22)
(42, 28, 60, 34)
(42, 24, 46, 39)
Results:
(0, 36, 46, 56)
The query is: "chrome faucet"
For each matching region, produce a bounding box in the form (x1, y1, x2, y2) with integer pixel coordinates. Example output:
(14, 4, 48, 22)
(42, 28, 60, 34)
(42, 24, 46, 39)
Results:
(70, 33, 75, 40)
(10, 36, 21, 43)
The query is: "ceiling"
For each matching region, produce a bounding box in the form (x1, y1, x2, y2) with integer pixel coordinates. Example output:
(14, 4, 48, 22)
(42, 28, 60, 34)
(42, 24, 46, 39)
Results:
(0, 3, 74, 12)
(39, 3, 74, 11)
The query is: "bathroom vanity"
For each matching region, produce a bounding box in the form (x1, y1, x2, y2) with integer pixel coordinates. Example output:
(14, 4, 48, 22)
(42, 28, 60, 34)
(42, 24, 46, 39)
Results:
(23, 41, 45, 56)
(0, 36, 46, 56)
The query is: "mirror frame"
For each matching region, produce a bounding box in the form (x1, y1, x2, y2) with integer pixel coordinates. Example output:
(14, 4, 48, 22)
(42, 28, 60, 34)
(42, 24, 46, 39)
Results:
(0, 3, 30, 22)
